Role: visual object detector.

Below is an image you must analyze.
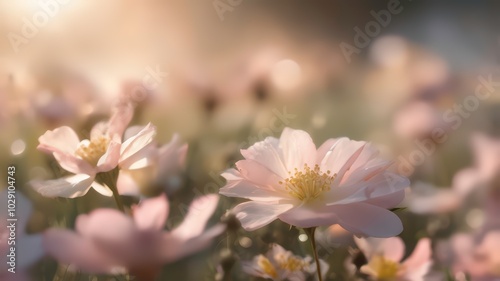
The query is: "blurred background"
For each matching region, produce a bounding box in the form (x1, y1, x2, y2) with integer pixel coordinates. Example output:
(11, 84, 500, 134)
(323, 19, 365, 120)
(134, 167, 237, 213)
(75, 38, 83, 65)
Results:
(2, 0, 500, 280)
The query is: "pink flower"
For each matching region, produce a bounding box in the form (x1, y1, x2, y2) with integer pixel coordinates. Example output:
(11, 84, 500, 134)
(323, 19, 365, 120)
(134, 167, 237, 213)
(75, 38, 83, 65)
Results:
(43, 194, 224, 279)
(220, 128, 409, 237)
(1, 191, 44, 279)
(408, 133, 500, 215)
(355, 237, 432, 281)
(31, 104, 158, 198)
(242, 244, 329, 281)
(438, 231, 500, 281)
(116, 129, 188, 196)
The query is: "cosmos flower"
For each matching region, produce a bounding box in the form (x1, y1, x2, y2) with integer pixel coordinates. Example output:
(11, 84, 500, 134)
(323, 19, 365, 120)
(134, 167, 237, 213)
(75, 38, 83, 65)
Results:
(31, 102, 159, 198)
(437, 231, 500, 281)
(116, 127, 188, 196)
(408, 133, 500, 215)
(355, 236, 432, 281)
(220, 128, 409, 237)
(43, 194, 224, 280)
(242, 244, 328, 281)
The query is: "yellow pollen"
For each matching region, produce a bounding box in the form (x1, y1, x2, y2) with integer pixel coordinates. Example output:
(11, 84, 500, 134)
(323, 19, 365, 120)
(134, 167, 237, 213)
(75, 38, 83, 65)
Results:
(367, 255, 401, 281)
(279, 164, 336, 201)
(275, 253, 309, 272)
(257, 256, 278, 278)
(75, 136, 110, 166)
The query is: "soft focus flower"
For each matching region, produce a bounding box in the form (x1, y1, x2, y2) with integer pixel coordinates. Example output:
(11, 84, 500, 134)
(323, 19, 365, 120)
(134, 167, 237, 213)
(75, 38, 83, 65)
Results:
(117, 128, 188, 196)
(408, 133, 500, 215)
(355, 236, 432, 281)
(242, 244, 328, 281)
(43, 194, 224, 280)
(220, 128, 409, 237)
(31, 103, 160, 198)
(1, 191, 44, 280)
(438, 231, 500, 281)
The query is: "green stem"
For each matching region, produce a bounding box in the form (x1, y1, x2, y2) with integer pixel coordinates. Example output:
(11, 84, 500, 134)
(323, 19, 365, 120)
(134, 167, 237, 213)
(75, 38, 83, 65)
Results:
(96, 168, 125, 213)
(304, 227, 323, 281)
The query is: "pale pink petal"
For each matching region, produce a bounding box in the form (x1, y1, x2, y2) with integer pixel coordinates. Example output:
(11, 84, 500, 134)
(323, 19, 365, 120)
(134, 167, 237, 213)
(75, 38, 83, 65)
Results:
(107, 99, 134, 140)
(120, 123, 157, 163)
(157, 134, 188, 171)
(232, 201, 294, 231)
(332, 203, 403, 238)
(96, 141, 121, 172)
(43, 229, 117, 273)
(31, 174, 95, 198)
(279, 128, 317, 170)
(123, 125, 145, 141)
(355, 237, 405, 262)
(172, 195, 219, 239)
(278, 204, 341, 228)
(52, 150, 95, 175)
(320, 138, 366, 184)
(119, 142, 156, 170)
(379, 237, 405, 262)
(76, 210, 137, 245)
(408, 182, 462, 214)
(117, 171, 141, 196)
(90, 121, 108, 139)
(133, 194, 169, 231)
(91, 181, 113, 197)
(38, 126, 80, 155)
(162, 224, 225, 263)
(241, 137, 289, 178)
(403, 238, 432, 276)
(316, 138, 338, 164)
(220, 179, 289, 201)
(235, 160, 286, 190)
(15, 235, 44, 270)
(451, 168, 480, 196)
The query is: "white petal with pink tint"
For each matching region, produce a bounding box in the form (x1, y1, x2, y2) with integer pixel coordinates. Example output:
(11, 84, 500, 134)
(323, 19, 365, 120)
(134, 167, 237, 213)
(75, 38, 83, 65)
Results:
(133, 194, 169, 231)
(120, 123, 157, 162)
(38, 126, 80, 155)
(31, 174, 95, 198)
(172, 195, 219, 239)
(233, 201, 294, 231)
(279, 128, 316, 170)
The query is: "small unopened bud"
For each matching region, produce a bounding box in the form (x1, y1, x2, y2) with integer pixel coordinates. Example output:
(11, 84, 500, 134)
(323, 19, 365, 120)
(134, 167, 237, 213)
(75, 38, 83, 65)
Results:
(219, 248, 237, 273)
(221, 212, 241, 232)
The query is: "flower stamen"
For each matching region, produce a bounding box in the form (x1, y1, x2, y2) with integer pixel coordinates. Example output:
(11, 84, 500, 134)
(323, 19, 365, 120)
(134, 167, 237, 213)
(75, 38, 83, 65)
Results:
(279, 164, 336, 201)
(75, 136, 110, 166)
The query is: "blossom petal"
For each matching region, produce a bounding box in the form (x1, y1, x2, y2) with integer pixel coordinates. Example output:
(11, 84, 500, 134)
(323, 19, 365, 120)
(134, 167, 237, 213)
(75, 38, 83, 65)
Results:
(120, 123, 157, 163)
(232, 201, 294, 231)
(107, 99, 134, 140)
(235, 160, 284, 189)
(241, 136, 288, 178)
(38, 126, 80, 155)
(279, 127, 316, 170)
(91, 181, 113, 197)
(355, 237, 405, 262)
(320, 138, 366, 184)
(133, 194, 169, 231)
(403, 238, 432, 270)
(172, 195, 219, 239)
(162, 224, 225, 263)
(43, 229, 117, 273)
(220, 179, 289, 201)
(316, 138, 338, 164)
(96, 141, 121, 172)
(117, 170, 142, 196)
(31, 174, 95, 198)
(331, 203, 403, 238)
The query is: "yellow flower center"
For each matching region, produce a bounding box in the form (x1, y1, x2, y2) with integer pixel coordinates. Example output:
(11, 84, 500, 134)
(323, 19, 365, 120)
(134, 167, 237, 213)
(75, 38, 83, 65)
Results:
(257, 256, 278, 278)
(275, 253, 309, 272)
(367, 255, 401, 281)
(279, 164, 336, 201)
(75, 136, 110, 166)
